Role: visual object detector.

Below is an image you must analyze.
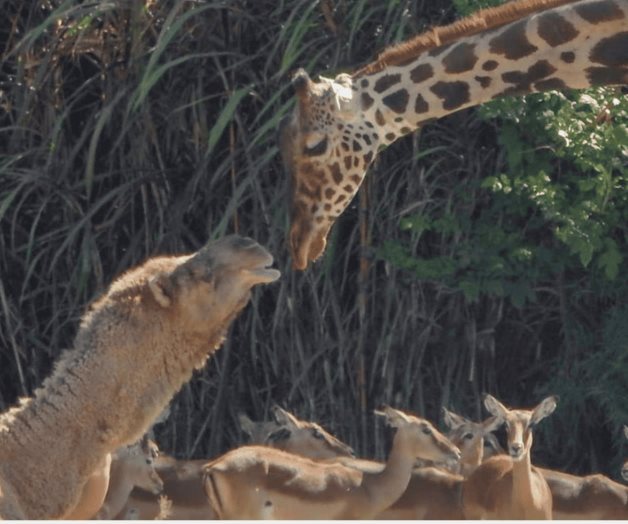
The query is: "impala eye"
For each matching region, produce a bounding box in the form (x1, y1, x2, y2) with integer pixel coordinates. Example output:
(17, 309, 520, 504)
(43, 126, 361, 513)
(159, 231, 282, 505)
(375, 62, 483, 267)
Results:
(422, 427, 432, 436)
(304, 136, 328, 156)
(312, 429, 324, 440)
(463, 432, 474, 440)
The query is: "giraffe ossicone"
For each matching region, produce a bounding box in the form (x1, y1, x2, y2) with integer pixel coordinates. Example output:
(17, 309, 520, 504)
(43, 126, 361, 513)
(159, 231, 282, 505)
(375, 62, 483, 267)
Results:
(280, 0, 628, 270)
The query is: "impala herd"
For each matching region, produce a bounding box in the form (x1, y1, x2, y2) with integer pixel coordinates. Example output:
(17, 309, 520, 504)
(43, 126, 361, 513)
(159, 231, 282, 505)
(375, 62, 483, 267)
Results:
(84, 397, 627, 520)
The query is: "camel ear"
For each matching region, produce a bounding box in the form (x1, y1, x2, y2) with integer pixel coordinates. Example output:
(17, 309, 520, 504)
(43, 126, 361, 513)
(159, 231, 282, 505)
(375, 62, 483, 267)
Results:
(149, 273, 173, 308)
(483, 394, 508, 420)
(441, 407, 467, 430)
(374, 405, 410, 428)
(530, 395, 558, 427)
(271, 405, 299, 428)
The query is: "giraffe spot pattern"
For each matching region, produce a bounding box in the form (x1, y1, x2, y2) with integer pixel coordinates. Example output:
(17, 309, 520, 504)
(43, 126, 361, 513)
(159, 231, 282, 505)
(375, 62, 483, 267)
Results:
(410, 63, 434, 83)
(482, 60, 499, 71)
(489, 20, 538, 60)
(385, 132, 396, 141)
(415, 93, 429, 114)
(560, 51, 576, 63)
(343, 184, 353, 193)
(430, 81, 471, 111)
(590, 32, 628, 67)
(375, 110, 386, 126)
(586, 66, 628, 85)
(534, 77, 568, 90)
(361, 92, 374, 111)
(374, 73, 402, 93)
(324, 188, 335, 199)
(442, 42, 479, 73)
(536, 12, 579, 47)
(574, 0, 624, 24)
(330, 163, 343, 184)
(344, 156, 352, 170)
(382, 89, 410, 114)
(352, 140, 362, 152)
(500, 60, 557, 96)
(363, 152, 373, 165)
(475, 76, 492, 88)
(428, 43, 452, 57)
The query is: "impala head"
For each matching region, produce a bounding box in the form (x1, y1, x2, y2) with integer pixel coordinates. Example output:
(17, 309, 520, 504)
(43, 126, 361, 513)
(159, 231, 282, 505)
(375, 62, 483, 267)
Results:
(622, 425, 628, 482)
(238, 412, 280, 444)
(375, 405, 461, 464)
(442, 407, 503, 470)
(483, 394, 558, 462)
(266, 405, 355, 460)
(280, 69, 380, 270)
(119, 436, 164, 495)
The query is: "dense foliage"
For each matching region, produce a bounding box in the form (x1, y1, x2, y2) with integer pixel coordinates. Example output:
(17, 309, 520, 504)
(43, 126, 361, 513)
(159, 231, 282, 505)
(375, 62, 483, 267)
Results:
(0, 0, 626, 477)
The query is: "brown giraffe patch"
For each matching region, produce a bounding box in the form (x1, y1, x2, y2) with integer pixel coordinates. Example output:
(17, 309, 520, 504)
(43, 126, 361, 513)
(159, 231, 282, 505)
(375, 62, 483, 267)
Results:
(442, 42, 479, 73)
(475, 76, 492, 88)
(534, 77, 568, 90)
(430, 81, 471, 111)
(324, 188, 335, 199)
(590, 32, 628, 67)
(360, 78, 369, 88)
(560, 51, 576, 63)
(410, 63, 434, 83)
(343, 184, 353, 193)
(574, 0, 624, 24)
(501, 60, 557, 96)
(350, 174, 361, 185)
(489, 20, 538, 60)
(330, 163, 343, 184)
(324, 203, 332, 211)
(334, 194, 346, 204)
(363, 152, 373, 165)
(374, 74, 402, 93)
(382, 89, 410, 114)
(343, 156, 352, 170)
(586, 66, 628, 85)
(385, 132, 396, 141)
(375, 110, 386, 126)
(536, 12, 579, 47)
(361, 92, 374, 111)
(415, 93, 429, 113)
(352, 140, 362, 152)
(428, 43, 452, 58)
(482, 60, 499, 71)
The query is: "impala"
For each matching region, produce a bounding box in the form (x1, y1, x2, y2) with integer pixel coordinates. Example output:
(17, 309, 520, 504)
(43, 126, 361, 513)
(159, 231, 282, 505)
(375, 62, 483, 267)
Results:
(202, 405, 461, 519)
(462, 394, 558, 519)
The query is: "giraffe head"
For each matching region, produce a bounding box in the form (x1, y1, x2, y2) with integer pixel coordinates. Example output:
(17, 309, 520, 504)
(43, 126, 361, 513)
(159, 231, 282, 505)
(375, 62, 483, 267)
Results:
(279, 69, 380, 270)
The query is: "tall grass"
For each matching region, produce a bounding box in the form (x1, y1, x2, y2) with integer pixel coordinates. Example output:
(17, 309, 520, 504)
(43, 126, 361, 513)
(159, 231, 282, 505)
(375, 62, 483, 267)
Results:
(0, 0, 625, 478)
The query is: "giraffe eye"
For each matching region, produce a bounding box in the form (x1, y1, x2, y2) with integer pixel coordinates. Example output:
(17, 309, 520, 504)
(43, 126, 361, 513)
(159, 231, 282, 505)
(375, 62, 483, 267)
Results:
(303, 136, 328, 156)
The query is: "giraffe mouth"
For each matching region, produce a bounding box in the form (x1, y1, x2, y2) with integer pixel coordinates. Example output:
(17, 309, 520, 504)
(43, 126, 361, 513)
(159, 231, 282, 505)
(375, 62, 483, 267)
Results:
(289, 219, 329, 271)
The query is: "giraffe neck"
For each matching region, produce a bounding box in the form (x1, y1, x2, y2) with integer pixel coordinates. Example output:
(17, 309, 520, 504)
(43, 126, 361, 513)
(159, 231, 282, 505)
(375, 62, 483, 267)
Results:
(353, 0, 628, 146)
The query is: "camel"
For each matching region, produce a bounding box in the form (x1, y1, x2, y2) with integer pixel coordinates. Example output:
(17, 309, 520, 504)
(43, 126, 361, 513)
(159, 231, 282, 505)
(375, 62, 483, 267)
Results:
(0, 235, 280, 519)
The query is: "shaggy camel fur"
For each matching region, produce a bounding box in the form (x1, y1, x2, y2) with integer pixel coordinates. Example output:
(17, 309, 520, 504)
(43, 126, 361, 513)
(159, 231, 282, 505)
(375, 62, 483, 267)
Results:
(0, 235, 280, 519)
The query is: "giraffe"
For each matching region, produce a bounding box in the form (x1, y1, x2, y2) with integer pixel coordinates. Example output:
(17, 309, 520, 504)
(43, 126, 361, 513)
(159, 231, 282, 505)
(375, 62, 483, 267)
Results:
(279, 0, 628, 270)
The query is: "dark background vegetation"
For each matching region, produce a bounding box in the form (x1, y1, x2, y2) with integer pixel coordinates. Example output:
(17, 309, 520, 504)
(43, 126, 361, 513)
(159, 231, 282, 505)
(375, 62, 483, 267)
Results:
(1, 0, 626, 479)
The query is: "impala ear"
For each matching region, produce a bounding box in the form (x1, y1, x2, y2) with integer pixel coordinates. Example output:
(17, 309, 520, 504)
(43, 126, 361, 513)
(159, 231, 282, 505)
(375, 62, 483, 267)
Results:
(624, 425, 628, 440)
(482, 415, 504, 434)
(148, 273, 174, 308)
(530, 395, 559, 427)
(238, 413, 256, 437)
(271, 405, 299, 428)
(483, 394, 508, 420)
(374, 405, 410, 428)
(441, 407, 467, 430)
